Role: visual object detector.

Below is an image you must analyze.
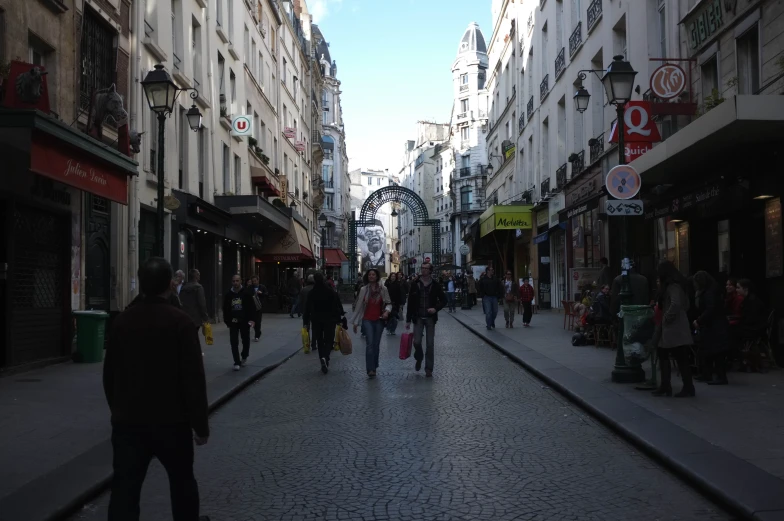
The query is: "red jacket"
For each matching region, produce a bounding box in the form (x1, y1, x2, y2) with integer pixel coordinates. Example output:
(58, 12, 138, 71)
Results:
(519, 284, 535, 303)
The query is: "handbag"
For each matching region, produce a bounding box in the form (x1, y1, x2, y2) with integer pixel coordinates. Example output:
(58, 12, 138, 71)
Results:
(202, 322, 213, 346)
(399, 332, 414, 360)
(338, 327, 353, 355)
(252, 294, 263, 311)
(301, 327, 311, 354)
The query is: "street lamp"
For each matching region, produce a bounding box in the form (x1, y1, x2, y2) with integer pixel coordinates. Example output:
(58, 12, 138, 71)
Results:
(318, 213, 328, 271)
(575, 56, 643, 384)
(460, 214, 471, 310)
(141, 64, 203, 257)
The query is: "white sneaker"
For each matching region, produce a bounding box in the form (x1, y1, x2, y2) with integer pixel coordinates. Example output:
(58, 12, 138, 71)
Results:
(233, 364, 241, 371)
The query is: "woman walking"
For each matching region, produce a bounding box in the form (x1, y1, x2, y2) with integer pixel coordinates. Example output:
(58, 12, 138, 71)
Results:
(652, 261, 696, 398)
(385, 273, 404, 335)
(303, 272, 344, 374)
(351, 269, 392, 378)
(692, 271, 730, 385)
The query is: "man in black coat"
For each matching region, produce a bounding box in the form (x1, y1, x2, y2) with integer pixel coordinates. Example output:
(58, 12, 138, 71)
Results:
(223, 274, 256, 370)
(104, 257, 210, 521)
(405, 262, 448, 377)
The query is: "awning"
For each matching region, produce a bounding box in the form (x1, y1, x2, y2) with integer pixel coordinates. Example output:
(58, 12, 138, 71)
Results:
(258, 218, 315, 263)
(323, 248, 349, 267)
(250, 166, 281, 197)
(479, 205, 534, 237)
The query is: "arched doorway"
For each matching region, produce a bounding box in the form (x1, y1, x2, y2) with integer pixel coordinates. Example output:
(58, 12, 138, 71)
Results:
(348, 186, 440, 282)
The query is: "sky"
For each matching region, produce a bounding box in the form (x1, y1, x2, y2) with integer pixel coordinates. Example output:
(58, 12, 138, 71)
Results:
(310, 0, 493, 175)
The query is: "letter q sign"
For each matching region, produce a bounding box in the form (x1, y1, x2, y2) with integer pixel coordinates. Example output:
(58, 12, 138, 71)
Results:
(612, 102, 662, 143)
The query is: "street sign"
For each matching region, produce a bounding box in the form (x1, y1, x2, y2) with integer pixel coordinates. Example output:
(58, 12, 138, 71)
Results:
(424, 256, 431, 263)
(231, 115, 252, 136)
(606, 165, 641, 200)
(650, 64, 687, 100)
(459, 244, 470, 255)
(608, 102, 662, 143)
(606, 199, 644, 216)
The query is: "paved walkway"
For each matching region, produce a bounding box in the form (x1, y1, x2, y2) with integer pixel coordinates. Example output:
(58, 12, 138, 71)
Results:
(450, 304, 784, 520)
(0, 312, 303, 521)
(70, 313, 729, 521)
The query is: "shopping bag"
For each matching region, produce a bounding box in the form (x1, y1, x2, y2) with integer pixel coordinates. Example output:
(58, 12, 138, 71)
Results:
(399, 332, 413, 360)
(301, 327, 311, 354)
(338, 327, 353, 355)
(333, 325, 341, 351)
(202, 322, 214, 346)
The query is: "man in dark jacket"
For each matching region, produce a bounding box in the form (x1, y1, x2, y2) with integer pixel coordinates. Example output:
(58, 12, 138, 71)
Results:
(298, 274, 317, 352)
(405, 262, 447, 377)
(104, 257, 209, 521)
(303, 272, 344, 374)
(180, 269, 209, 331)
(223, 274, 255, 371)
(477, 267, 504, 330)
(249, 276, 268, 341)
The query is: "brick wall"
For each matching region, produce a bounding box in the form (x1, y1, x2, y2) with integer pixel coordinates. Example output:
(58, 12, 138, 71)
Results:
(116, 48, 129, 101)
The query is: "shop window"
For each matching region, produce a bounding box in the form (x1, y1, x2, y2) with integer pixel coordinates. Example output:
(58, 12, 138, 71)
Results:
(655, 217, 677, 263)
(676, 222, 690, 275)
(737, 24, 760, 95)
(718, 219, 731, 274)
(80, 7, 117, 110)
(701, 55, 719, 102)
(571, 209, 601, 268)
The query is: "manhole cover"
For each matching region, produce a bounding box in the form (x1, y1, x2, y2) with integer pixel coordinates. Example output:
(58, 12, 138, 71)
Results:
(15, 378, 42, 383)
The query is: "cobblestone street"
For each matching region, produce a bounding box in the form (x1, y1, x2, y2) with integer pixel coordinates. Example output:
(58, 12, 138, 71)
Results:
(71, 315, 730, 521)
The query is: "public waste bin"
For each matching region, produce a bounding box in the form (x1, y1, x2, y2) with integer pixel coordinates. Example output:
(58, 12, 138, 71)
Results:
(620, 305, 656, 366)
(73, 310, 109, 363)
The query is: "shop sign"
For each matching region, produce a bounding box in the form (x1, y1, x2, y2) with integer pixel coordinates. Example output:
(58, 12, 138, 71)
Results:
(559, 198, 599, 223)
(626, 142, 653, 162)
(31, 135, 129, 204)
(232, 115, 252, 136)
(479, 205, 534, 237)
(502, 140, 516, 160)
(564, 166, 601, 208)
(533, 231, 549, 245)
(609, 102, 661, 144)
(536, 209, 549, 228)
(262, 254, 301, 262)
(650, 64, 687, 100)
(548, 192, 565, 228)
(283, 127, 296, 139)
(644, 184, 723, 220)
(686, 0, 727, 51)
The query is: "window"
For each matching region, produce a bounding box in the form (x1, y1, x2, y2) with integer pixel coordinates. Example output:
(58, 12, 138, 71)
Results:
(80, 7, 116, 110)
(29, 34, 51, 68)
(460, 73, 468, 84)
(657, 0, 667, 58)
(460, 98, 469, 112)
(251, 39, 257, 77)
(229, 69, 236, 111)
(222, 144, 231, 193)
(259, 120, 266, 151)
(367, 177, 372, 185)
(216, 0, 223, 26)
(282, 104, 287, 127)
(282, 57, 287, 86)
(701, 55, 719, 101)
(259, 54, 264, 86)
(324, 194, 334, 210)
(460, 127, 469, 141)
(322, 164, 333, 183)
(192, 19, 202, 86)
(460, 186, 473, 208)
(737, 24, 760, 94)
(322, 110, 329, 125)
(376, 178, 381, 186)
(178, 106, 187, 188)
(244, 26, 250, 62)
(234, 154, 242, 194)
(198, 128, 206, 198)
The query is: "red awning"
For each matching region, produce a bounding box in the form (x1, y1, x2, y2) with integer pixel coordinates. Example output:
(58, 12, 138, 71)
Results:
(323, 248, 349, 267)
(250, 167, 281, 197)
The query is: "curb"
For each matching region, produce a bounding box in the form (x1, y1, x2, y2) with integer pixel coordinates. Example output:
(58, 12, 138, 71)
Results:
(0, 342, 303, 521)
(450, 313, 784, 521)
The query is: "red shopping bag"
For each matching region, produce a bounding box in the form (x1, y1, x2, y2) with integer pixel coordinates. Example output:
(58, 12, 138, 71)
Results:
(399, 332, 414, 360)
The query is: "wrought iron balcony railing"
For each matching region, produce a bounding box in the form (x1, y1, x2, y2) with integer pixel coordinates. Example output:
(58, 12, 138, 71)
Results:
(555, 48, 566, 79)
(570, 150, 585, 176)
(587, 0, 602, 33)
(589, 133, 605, 163)
(540, 74, 549, 102)
(556, 164, 568, 189)
(458, 166, 487, 178)
(518, 112, 525, 135)
(540, 178, 550, 199)
(527, 96, 534, 120)
(569, 21, 582, 57)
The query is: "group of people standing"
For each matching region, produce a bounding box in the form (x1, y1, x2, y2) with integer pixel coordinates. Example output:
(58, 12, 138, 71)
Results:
(474, 267, 536, 330)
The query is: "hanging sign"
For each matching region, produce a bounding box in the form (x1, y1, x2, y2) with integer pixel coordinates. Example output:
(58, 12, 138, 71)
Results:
(606, 199, 644, 216)
(606, 165, 641, 200)
(650, 64, 687, 100)
(231, 115, 252, 136)
(283, 127, 296, 139)
(608, 102, 662, 143)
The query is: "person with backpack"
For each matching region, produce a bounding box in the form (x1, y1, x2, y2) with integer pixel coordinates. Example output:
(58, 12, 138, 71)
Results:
(405, 262, 447, 377)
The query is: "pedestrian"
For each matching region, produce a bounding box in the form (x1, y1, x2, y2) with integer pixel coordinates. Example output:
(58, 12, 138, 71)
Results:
(385, 273, 404, 335)
(651, 261, 695, 398)
(400, 272, 410, 307)
(304, 272, 345, 374)
(405, 262, 447, 377)
(223, 274, 255, 371)
(595, 257, 612, 289)
(692, 271, 730, 385)
(179, 269, 209, 333)
(478, 267, 504, 330)
(298, 274, 317, 352)
(174, 270, 186, 295)
(288, 274, 302, 318)
(467, 273, 477, 307)
(519, 278, 534, 327)
(446, 275, 456, 313)
(104, 257, 210, 521)
(351, 268, 392, 378)
(501, 270, 519, 328)
(248, 276, 268, 341)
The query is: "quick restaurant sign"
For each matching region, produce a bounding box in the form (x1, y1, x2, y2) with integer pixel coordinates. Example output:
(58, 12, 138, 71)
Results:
(479, 205, 533, 237)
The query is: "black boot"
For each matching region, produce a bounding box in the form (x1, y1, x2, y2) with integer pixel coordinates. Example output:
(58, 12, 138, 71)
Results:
(653, 352, 673, 396)
(708, 354, 729, 385)
(674, 347, 696, 397)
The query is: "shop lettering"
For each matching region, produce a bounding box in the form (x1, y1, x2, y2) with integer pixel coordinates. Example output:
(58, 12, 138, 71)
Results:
(696, 186, 721, 202)
(567, 204, 588, 219)
(64, 159, 108, 187)
(272, 255, 300, 262)
(688, 0, 723, 50)
(496, 216, 529, 228)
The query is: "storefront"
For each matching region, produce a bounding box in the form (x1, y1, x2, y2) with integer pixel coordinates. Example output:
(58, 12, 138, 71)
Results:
(0, 109, 137, 369)
(323, 248, 349, 280)
(257, 216, 316, 294)
(478, 204, 533, 276)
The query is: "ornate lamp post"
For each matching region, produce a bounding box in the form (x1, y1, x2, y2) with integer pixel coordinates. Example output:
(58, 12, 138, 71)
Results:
(141, 64, 203, 257)
(460, 214, 472, 310)
(318, 212, 328, 271)
(575, 56, 643, 384)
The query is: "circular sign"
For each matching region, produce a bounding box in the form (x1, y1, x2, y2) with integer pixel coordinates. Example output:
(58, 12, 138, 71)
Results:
(459, 244, 470, 255)
(606, 165, 641, 200)
(650, 64, 686, 100)
(411, 258, 417, 264)
(424, 257, 431, 263)
(232, 115, 252, 135)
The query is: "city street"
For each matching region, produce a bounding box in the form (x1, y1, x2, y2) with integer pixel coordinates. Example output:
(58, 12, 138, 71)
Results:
(70, 314, 729, 521)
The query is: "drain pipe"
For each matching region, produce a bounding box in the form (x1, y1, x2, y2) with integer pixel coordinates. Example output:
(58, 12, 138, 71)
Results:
(127, 0, 143, 302)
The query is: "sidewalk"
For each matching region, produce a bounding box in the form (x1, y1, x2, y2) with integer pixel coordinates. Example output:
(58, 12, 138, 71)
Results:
(450, 305, 784, 521)
(0, 312, 304, 521)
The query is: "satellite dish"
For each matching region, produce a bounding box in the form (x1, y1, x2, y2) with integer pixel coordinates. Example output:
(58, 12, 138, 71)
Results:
(163, 195, 181, 211)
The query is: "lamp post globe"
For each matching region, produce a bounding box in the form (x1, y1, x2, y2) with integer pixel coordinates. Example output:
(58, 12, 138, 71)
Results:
(601, 55, 638, 105)
(186, 104, 203, 131)
(574, 85, 591, 113)
(141, 64, 178, 114)
(318, 213, 328, 228)
(486, 163, 494, 176)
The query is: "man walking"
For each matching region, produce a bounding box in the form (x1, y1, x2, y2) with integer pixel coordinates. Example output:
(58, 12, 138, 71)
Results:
(502, 271, 519, 328)
(405, 262, 447, 377)
(223, 275, 255, 371)
(180, 269, 209, 332)
(478, 267, 504, 330)
(519, 278, 535, 327)
(298, 274, 317, 352)
(104, 257, 210, 521)
(249, 276, 268, 341)
(303, 272, 344, 374)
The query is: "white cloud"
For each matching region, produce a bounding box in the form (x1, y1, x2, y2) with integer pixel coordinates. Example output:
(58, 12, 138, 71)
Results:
(310, 0, 343, 23)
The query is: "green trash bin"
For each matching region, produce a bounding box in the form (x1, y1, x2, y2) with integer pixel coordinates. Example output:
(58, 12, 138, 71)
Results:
(73, 310, 110, 363)
(620, 305, 656, 366)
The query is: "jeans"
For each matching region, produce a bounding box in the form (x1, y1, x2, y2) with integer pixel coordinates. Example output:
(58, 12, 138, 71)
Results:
(447, 292, 456, 311)
(413, 317, 436, 372)
(312, 321, 336, 362)
(108, 423, 199, 521)
(362, 319, 384, 372)
(521, 301, 533, 324)
(386, 314, 399, 334)
(229, 324, 250, 364)
(503, 299, 516, 324)
(253, 311, 262, 339)
(482, 298, 499, 328)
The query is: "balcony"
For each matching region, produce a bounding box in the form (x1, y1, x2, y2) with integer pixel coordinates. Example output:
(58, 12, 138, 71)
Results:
(587, 0, 602, 33)
(518, 112, 525, 135)
(311, 129, 323, 145)
(323, 180, 334, 189)
(589, 133, 605, 163)
(527, 96, 534, 120)
(540, 178, 550, 199)
(527, 12, 533, 33)
(459, 84, 469, 92)
(457, 166, 487, 178)
(556, 164, 568, 190)
(570, 150, 585, 176)
(540, 74, 549, 102)
(569, 22, 582, 57)
(457, 112, 467, 120)
(554, 48, 566, 80)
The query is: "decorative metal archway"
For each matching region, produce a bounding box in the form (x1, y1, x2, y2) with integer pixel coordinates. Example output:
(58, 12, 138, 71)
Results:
(349, 186, 440, 282)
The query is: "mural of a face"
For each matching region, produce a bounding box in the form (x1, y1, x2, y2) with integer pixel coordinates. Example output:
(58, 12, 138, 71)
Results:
(364, 224, 384, 253)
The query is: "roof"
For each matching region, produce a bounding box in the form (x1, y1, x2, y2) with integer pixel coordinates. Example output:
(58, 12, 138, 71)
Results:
(458, 22, 487, 56)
